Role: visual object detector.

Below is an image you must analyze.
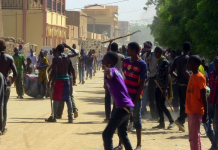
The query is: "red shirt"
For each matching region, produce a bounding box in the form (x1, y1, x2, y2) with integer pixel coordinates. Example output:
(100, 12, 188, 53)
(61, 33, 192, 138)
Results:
(208, 71, 218, 104)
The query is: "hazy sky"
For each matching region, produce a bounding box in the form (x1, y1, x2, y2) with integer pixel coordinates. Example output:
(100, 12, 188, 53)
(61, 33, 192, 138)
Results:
(66, 0, 156, 24)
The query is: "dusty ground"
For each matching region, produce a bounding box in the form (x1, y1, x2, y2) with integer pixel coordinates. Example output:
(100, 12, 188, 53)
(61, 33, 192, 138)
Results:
(0, 71, 211, 150)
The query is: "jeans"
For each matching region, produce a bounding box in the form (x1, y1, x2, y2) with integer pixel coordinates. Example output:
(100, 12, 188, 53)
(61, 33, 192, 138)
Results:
(172, 84, 179, 112)
(79, 66, 85, 82)
(57, 78, 77, 117)
(148, 78, 158, 119)
(38, 80, 46, 96)
(188, 114, 203, 150)
(103, 108, 133, 150)
(130, 100, 142, 129)
(177, 85, 187, 124)
(15, 73, 24, 96)
(141, 87, 148, 115)
(86, 65, 93, 78)
(53, 97, 73, 118)
(207, 104, 218, 148)
(105, 89, 112, 118)
(155, 88, 174, 125)
(3, 89, 10, 130)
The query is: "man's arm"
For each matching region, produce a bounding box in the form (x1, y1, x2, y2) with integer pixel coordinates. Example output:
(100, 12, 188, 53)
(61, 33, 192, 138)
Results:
(169, 63, 178, 79)
(183, 64, 190, 80)
(134, 79, 145, 104)
(63, 43, 78, 58)
(10, 58, 18, 83)
(22, 61, 26, 73)
(201, 89, 207, 123)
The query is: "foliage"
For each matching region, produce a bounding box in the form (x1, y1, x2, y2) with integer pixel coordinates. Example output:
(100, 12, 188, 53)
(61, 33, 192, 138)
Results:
(146, 0, 218, 60)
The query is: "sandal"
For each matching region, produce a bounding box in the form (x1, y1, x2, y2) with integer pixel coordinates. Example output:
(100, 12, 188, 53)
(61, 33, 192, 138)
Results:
(114, 146, 123, 150)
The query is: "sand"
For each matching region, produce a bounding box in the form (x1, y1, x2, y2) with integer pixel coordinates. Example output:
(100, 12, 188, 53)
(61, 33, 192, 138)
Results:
(0, 71, 211, 150)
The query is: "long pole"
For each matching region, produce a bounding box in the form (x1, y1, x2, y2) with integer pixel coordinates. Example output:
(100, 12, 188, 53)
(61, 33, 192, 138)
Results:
(154, 80, 174, 112)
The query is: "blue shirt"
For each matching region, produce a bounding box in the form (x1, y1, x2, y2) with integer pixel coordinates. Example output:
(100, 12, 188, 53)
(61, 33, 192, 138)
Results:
(209, 62, 214, 78)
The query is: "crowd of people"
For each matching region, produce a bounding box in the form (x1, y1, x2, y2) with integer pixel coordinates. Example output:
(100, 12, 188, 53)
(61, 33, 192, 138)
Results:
(0, 37, 218, 150)
(102, 41, 218, 150)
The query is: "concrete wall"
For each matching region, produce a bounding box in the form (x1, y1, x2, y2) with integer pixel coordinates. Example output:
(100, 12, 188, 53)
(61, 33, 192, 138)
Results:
(118, 21, 130, 45)
(66, 25, 80, 50)
(2, 10, 23, 40)
(0, 1, 4, 37)
(88, 24, 112, 38)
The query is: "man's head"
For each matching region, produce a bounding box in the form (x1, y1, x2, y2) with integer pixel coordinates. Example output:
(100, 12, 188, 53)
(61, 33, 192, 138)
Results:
(19, 44, 23, 50)
(111, 42, 118, 53)
(213, 56, 218, 71)
(127, 42, 140, 56)
(53, 48, 58, 57)
(50, 49, 53, 55)
(30, 49, 34, 55)
(14, 47, 19, 55)
(183, 42, 191, 52)
(176, 49, 182, 56)
(92, 50, 95, 54)
(0, 39, 6, 52)
(102, 52, 118, 68)
(170, 50, 177, 59)
(40, 50, 45, 58)
(154, 47, 163, 59)
(27, 57, 32, 64)
(72, 44, 76, 49)
(81, 49, 85, 54)
(187, 55, 202, 71)
(56, 44, 64, 53)
(143, 42, 152, 52)
(122, 45, 126, 53)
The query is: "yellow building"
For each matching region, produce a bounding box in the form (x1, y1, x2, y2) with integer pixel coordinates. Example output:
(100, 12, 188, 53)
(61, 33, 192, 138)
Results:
(2, 0, 67, 55)
(82, 4, 119, 39)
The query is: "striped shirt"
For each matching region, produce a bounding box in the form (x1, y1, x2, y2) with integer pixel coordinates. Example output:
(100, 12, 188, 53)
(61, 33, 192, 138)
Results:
(123, 57, 147, 100)
(208, 71, 218, 104)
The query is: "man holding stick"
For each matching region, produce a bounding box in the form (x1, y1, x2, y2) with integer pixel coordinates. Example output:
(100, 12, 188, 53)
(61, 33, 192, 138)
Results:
(152, 47, 174, 129)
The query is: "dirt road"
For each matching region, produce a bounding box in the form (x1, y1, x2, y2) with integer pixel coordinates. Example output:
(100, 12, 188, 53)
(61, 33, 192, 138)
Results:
(0, 72, 211, 150)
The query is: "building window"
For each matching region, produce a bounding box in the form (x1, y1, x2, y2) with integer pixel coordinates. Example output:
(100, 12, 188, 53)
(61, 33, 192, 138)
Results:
(2, 0, 23, 9)
(47, 0, 52, 10)
(62, 3, 65, 15)
(57, 1, 61, 13)
(53, 0, 56, 12)
(28, 0, 42, 10)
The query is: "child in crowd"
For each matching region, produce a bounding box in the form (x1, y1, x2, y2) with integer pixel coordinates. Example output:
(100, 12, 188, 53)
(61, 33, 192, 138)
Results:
(102, 52, 134, 150)
(26, 57, 33, 74)
(152, 47, 174, 129)
(186, 55, 207, 150)
(207, 56, 218, 150)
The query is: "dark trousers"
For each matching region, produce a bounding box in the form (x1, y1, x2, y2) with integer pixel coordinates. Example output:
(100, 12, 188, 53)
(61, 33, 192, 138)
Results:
(3, 89, 10, 130)
(105, 88, 112, 118)
(57, 77, 77, 117)
(15, 73, 24, 96)
(0, 73, 5, 132)
(148, 78, 158, 119)
(103, 108, 133, 150)
(177, 85, 187, 124)
(206, 104, 218, 148)
(155, 88, 174, 125)
(172, 84, 179, 112)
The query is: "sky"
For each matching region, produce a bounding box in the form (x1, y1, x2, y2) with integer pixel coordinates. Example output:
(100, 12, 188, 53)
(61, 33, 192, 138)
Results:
(66, 0, 156, 24)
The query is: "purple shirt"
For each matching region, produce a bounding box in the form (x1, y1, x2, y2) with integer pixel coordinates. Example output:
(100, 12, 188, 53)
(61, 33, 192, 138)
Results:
(105, 67, 134, 108)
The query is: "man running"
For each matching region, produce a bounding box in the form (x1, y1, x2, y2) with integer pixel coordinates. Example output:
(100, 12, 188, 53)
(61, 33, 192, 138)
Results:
(0, 39, 18, 135)
(45, 44, 78, 123)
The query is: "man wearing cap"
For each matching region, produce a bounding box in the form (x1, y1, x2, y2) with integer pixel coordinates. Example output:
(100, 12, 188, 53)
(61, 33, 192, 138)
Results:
(78, 49, 87, 84)
(142, 41, 158, 120)
(19, 45, 23, 54)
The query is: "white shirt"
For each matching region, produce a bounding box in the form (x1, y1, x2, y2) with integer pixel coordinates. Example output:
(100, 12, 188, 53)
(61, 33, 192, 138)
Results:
(46, 55, 54, 66)
(97, 53, 104, 61)
(69, 49, 80, 66)
(26, 53, 38, 68)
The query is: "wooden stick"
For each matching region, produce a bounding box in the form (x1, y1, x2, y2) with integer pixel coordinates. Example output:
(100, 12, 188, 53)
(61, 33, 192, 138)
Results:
(101, 30, 141, 44)
(154, 80, 174, 112)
